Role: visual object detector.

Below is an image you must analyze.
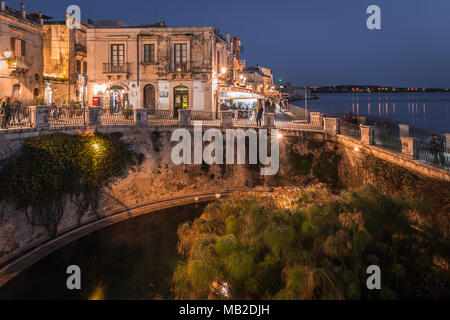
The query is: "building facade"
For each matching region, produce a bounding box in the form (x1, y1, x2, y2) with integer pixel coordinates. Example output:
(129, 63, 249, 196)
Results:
(243, 65, 275, 97)
(87, 22, 242, 115)
(43, 14, 89, 105)
(0, 1, 44, 105)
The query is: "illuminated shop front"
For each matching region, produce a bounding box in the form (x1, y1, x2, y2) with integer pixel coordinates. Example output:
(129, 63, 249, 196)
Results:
(218, 88, 264, 110)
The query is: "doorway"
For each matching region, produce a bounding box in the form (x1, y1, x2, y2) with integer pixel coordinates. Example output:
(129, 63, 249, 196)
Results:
(173, 86, 189, 118)
(144, 84, 156, 114)
(109, 85, 128, 113)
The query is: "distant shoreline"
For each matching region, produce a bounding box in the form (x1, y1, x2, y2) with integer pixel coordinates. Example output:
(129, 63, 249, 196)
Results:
(311, 89, 450, 94)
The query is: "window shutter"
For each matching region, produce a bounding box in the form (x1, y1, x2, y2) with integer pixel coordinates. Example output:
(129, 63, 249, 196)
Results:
(21, 40, 26, 57)
(10, 38, 15, 56)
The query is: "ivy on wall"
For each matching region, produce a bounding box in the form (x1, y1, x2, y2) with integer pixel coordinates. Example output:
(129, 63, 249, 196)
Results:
(0, 132, 140, 237)
(288, 149, 342, 190)
(362, 153, 450, 234)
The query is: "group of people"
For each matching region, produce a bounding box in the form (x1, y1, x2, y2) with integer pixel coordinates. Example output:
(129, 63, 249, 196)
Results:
(279, 99, 291, 112)
(0, 97, 24, 129)
(428, 133, 446, 165)
(342, 111, 358, 125)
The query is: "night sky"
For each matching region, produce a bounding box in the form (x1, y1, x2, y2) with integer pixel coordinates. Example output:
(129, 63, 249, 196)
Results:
(10, 0, 450, 88)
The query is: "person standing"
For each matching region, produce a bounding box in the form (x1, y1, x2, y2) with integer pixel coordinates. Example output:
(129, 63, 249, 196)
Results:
(1, 97, 11, 129)
(256, 103, 264, 127)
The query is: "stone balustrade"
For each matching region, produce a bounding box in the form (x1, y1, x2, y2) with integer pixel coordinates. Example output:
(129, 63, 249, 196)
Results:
(360, 125, 375, 145)
(178, 109, 191, 126)
(2, 106, 450, 171)
(324, 117, 340, 135)
(400, 137, 418, 159)
(221, 111, 234, 128)
(30, 106, 50, 129)
(310, 112, 324, 127)
(134, 109, 148, 126)
(85, 106, 101, 126)
(264, 113, 275, 128)
(399, 124, 412, 137)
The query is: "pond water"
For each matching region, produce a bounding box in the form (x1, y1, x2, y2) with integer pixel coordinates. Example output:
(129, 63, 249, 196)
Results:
(0, 202, 209, 300)
(293, 93, 450, 134)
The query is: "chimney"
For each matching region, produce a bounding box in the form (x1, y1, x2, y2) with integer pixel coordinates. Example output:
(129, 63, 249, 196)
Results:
(1, 1, 5, 12)
(20, 2, 26, 19)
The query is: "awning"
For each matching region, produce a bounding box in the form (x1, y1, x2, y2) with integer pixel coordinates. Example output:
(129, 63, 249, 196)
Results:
(219, 91, 264, 100)
(218, 96, 263, 100)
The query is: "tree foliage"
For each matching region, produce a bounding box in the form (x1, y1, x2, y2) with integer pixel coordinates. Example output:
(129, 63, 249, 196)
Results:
(174, 185, 450, 300)
(0, 132, 138, 236)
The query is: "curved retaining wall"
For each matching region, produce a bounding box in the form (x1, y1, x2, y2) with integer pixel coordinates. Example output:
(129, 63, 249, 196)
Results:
(0, 124, 448, 287)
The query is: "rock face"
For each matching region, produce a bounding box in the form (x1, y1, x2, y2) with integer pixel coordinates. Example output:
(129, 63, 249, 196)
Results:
(1, 125, 448, 266)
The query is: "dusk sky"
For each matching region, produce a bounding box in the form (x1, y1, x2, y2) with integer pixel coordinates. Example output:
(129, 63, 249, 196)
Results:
(10, 0, 450, 88)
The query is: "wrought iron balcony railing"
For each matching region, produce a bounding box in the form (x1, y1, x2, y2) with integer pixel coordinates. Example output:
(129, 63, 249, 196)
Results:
(8, 56, 30, 71)
(103, 63, 131, 74)
(171, 61, 191, 73)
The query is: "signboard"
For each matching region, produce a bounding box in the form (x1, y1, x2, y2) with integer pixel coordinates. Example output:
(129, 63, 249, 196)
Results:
(159, 91, 169, 98)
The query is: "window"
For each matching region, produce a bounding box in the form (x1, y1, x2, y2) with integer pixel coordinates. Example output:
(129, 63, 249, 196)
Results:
(83, 61, 87, 75)
(111, 44, 124, 66)
(13, 84, 21, 98)
(174, 43, 187, 66)
(76, 60, 81, 74)
(217, 51, 220, 73)
(11, 38, 26, 57)
(143, 44, 155, 63)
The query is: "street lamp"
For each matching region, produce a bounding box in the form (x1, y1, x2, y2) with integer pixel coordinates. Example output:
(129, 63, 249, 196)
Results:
(221, 67, 227, 75)
(2, 49, 11, 60)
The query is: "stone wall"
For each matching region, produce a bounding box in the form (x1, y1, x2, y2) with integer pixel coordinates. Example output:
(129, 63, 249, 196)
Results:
(0, 125, 449, 268)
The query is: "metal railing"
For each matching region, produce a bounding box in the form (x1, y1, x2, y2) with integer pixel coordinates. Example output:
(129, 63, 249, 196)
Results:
(0, 107, 32, 129)
(191, 111, 216, 120)
(154, 110, 174, 119)
(170, 61, 191, 73)
(374, 128, 402, 153)
(103, 63, 131, 74)
(100, 109, 134, 125)
(340, 122, 361, 139)
(49, 108, 86, 127)
(416, 140, 450, 169)
(275, 120, 324, 132)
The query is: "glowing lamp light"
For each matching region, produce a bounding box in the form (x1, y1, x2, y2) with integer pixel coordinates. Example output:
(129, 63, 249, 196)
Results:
(92, 143, 100, 152)
(277, 132, 284, 140)
(354, 146, 361, 152)
(215, 194, 221, 199)
(3, 49, 12, 59)
(221, 67, 227, 75)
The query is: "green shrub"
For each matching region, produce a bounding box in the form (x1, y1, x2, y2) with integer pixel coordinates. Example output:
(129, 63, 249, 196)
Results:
(173, 185, 450, 300)
(0, 132, 138, 235)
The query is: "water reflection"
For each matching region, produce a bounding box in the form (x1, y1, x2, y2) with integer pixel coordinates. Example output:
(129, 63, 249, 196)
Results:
(0, 202, 210, 300)
(295, 93, 450, 133)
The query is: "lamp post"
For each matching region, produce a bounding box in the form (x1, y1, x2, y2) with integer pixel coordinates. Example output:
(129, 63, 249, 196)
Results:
(2, 49, 11, 60)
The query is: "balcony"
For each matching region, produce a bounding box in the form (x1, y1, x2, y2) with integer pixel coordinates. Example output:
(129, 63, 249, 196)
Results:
(103, 63, 131, 75)
(8, 56, 30, 72)
(75, 44, 87, 54)
(170, 61, 191, 73)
